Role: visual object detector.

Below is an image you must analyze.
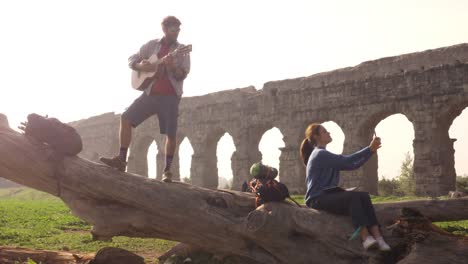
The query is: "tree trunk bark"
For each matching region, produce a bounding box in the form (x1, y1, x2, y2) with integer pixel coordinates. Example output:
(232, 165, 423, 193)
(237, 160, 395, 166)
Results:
(0, 123, 467, 264)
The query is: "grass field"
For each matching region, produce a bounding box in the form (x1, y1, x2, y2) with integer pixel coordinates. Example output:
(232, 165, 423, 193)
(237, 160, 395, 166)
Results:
(0, 188, 176, 263)
(0, 188, 467, 263)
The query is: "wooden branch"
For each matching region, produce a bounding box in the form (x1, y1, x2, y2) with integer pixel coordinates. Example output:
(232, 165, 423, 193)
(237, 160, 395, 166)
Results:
(1, 123, 467, 264)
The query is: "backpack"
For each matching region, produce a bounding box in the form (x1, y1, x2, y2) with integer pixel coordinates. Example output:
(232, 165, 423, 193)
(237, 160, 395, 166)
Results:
(248, 162, 300, 208)
(19, 113, 83, 156)
(249, 178, 289, 207)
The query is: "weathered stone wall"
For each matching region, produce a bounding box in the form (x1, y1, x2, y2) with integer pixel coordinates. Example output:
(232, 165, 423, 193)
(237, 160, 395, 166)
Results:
(71, 43, 468, 196)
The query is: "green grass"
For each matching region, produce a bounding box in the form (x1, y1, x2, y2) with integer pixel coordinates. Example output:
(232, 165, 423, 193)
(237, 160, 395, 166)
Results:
(0, 187, 58, 201)
(433, 220, 468, 236)
(0, 188, 176, 263)
(370, 195, 434, 203)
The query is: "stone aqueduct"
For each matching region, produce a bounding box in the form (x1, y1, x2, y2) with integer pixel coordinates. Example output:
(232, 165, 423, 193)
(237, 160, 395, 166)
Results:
(71, 43, 468, 196)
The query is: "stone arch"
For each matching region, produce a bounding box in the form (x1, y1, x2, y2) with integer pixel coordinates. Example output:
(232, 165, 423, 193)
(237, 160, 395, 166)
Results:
(216, 132, 236, 189)
(449, 107, 468, 178)
(189, 127, 232, 188)
(438, 101, 468, 189)
(375, 114, 415, 180)
(127, 135, 156, 177)
(147, 141, 158, 179)
(229, 124, 273, 191)
(351, 108, 415, 195)
(320, 121, 346, 154)
(258, 127, 285, 181)
(439, 101, 468, 137)
(246, 123, 284, 163)
(357, 106, 415, 141)
(231, 124, 273, 163)
(177, 134, 194, 183)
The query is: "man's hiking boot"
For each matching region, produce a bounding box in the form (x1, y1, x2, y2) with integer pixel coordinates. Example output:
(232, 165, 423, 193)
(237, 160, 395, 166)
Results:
(162, 171, 173, 183)
(99, 156, 127, 172)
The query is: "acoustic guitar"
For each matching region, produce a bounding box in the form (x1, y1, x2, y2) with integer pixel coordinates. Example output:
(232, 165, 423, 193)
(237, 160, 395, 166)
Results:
(131, 44, 192, 91)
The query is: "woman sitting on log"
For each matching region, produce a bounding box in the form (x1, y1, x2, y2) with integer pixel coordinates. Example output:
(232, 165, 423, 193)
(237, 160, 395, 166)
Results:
(299, 123, 391, 251)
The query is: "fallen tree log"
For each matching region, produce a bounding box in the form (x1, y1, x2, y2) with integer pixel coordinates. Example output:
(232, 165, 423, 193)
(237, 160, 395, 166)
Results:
(0, 117, 467, 264)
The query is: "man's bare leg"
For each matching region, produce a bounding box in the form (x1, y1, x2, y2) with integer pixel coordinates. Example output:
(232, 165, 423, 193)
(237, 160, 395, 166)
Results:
(120, 117, 132, 149)
(360, 226, 370, 241)
(162, 135, 177, 182)
(369, 225, 382, 238)
(165, 135, 176, 157)
(99, 117, 133, 172)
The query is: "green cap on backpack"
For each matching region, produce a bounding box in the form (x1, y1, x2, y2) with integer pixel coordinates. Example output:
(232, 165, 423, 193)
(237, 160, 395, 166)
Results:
(250, 162, 262, 178)
(250, 162, 278, 179)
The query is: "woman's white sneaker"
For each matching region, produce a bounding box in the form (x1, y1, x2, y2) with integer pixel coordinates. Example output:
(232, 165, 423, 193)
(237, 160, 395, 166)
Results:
(376, 237, 391, 251)
(362, 236, 378, 250)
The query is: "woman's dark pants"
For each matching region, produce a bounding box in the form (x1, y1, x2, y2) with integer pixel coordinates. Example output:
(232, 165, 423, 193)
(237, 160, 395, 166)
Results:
(309, 191, 379, 229)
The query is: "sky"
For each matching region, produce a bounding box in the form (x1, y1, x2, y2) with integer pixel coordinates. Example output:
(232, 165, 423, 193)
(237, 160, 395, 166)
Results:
(1, 0, 468, 183)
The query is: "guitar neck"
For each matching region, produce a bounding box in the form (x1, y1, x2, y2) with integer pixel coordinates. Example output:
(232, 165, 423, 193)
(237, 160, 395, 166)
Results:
(163, 45, 192, 60)
(146, 45, 191, 65)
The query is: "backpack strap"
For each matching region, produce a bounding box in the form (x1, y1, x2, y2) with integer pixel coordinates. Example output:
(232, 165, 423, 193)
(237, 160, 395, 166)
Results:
(288, 197, 302, 207)
(269, 180, 301, 207)
(249, 179, 258, 193)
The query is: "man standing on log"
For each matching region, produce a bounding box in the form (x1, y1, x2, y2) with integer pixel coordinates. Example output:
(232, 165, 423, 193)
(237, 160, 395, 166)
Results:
(100, 16, 190, 182)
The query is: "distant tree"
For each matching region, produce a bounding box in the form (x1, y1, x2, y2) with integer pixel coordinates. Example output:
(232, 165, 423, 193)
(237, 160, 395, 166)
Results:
(396, 152, 415, 196)
(456, 175, 468, 192)
(378, 176, 403, 196)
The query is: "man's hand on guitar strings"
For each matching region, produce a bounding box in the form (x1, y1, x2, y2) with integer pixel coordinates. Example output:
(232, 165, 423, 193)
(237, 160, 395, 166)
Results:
(137, 60, 157, 72)
(162, 54, 175, 68)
